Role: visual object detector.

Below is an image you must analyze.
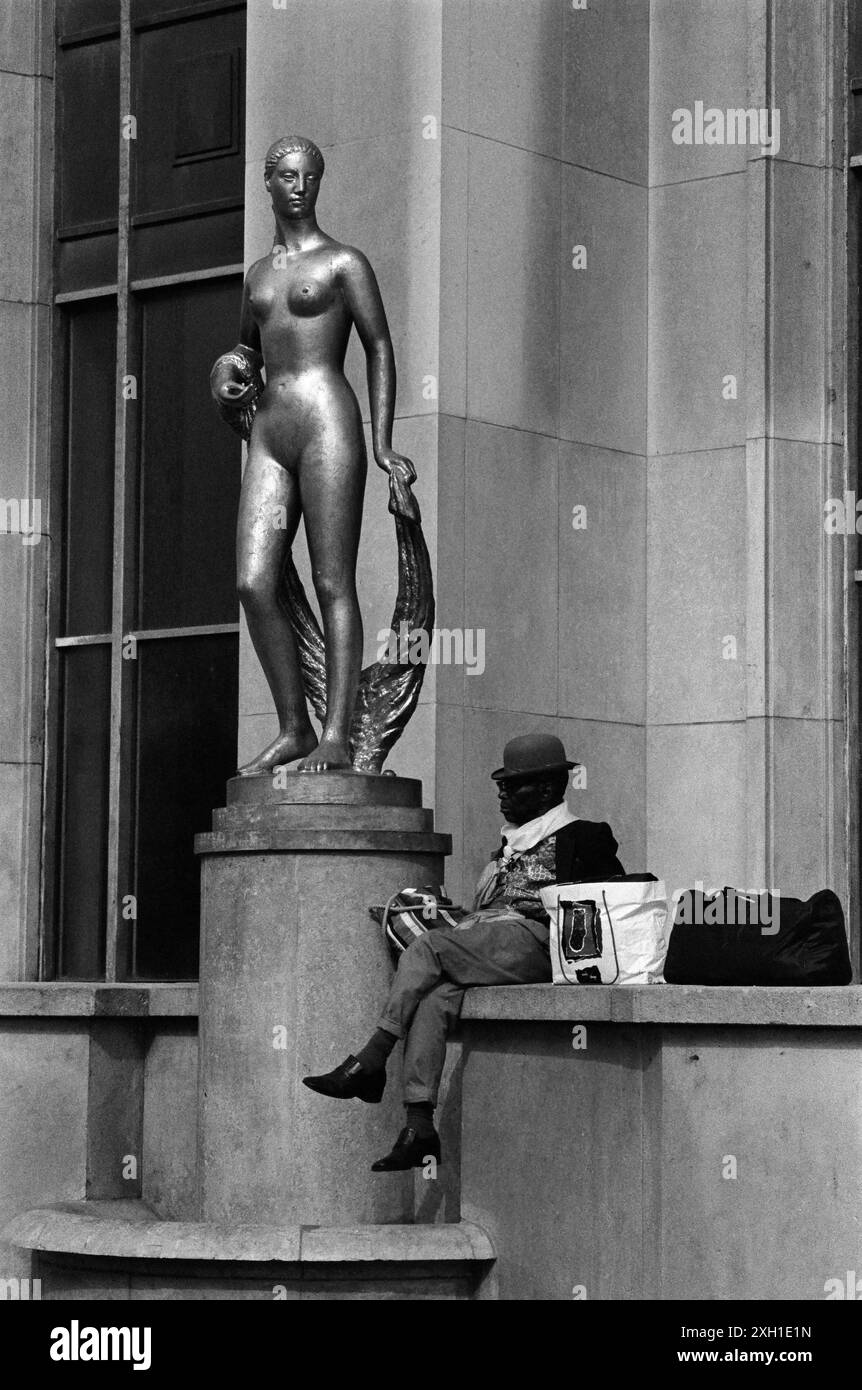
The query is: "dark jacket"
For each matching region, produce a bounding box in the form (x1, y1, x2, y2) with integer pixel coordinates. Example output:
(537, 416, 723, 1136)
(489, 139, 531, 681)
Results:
(483, 818, 625, 940)
(553, 819, 625, 884)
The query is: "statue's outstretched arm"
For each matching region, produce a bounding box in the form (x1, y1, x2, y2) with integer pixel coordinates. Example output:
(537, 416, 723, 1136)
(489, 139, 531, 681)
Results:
(338, 249, 415, 486)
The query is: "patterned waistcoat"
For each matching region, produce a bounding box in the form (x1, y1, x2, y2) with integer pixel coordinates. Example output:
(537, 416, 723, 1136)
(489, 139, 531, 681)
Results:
(487, 835, 558, 924)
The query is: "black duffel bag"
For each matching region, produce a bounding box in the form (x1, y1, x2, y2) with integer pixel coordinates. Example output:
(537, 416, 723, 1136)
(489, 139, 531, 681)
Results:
(664, 887, 852, 986)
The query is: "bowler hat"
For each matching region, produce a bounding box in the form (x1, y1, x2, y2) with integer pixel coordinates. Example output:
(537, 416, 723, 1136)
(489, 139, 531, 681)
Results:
(491, 733, 578, 782)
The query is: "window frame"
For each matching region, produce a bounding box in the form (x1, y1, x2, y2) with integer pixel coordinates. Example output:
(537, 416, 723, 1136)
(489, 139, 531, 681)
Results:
(42, 0, 244, 981)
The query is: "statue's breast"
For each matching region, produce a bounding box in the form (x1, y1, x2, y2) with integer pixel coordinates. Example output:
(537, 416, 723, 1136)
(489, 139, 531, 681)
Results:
(250, 266, 336, 323)
(285, 274, 335, 318)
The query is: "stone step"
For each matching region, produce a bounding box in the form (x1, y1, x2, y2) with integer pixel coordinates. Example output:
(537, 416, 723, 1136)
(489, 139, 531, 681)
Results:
(5, 1203, 497, 1301)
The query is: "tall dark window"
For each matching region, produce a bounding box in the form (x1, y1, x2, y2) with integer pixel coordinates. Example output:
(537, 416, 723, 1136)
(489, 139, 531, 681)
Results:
(47, 0, 246, 980)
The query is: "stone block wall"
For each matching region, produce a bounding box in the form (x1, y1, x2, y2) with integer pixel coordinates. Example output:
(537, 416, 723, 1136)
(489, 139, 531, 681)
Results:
(0, 0, 852, 981)
(645, 0, 848, 919)
(240, 1, 851, 930)
(459, 985, 862, 1300)
(436, 0, 650, 902)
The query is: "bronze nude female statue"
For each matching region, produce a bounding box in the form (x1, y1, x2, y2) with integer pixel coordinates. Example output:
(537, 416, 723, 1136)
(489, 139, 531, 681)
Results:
(210, 135, 432, 776)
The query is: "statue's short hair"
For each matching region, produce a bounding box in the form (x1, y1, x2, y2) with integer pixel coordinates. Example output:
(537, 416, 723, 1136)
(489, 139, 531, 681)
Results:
(264, 135, 325, 182)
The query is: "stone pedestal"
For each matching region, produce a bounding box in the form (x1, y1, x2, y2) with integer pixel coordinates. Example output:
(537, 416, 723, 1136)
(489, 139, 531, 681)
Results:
(194, 771, 451, 1227)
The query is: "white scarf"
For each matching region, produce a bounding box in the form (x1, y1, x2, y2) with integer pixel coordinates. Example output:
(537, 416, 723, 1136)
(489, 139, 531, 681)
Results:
(500, 800, 578, 859)
(473, 801, 578, 908)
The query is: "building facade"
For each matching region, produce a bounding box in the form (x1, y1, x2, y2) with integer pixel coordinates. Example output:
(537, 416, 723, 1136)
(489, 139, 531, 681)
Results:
(0, 0, 860, 1300)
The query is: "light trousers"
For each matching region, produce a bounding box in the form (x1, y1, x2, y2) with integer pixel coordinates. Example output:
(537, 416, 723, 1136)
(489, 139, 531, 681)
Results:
(378, 910, 552, 1104)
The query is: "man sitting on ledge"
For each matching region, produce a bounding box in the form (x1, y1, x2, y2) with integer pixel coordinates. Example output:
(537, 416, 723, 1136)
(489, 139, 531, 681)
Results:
(303, 733, 624, 1170)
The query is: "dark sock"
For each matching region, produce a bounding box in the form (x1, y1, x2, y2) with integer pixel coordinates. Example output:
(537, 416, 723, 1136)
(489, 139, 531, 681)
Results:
(406, 1101, 435, 1136)
(355, 1028, 397, 1073)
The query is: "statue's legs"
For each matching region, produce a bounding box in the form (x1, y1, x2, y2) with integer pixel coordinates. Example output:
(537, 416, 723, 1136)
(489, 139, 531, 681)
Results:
(296, 403, 367, 772)
(236, 447, 317, 774)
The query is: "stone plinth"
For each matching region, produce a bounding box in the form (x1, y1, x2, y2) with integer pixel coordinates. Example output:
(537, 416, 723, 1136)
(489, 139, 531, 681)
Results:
(194, 771, 451, 1227)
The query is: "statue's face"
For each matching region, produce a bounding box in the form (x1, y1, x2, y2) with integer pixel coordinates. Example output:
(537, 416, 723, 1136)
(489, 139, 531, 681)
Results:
(267, 151, 322, 219)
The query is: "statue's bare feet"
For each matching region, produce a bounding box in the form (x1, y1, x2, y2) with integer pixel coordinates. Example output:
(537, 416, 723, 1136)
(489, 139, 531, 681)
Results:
(237, 728, 317, 777)
(297, 736, 354, 773)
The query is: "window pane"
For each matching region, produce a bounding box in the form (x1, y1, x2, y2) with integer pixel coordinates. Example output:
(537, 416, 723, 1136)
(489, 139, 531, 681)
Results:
(57, 1, 120, 36)
(131, 5, 245, 225)
(132, 633, 238, 979)
(64, 300, 116, 635)
(56, 644, 111, 979)
(130, 210, 244, 285)
(57, 35, 120, 236)
(137, 280, 242, 629)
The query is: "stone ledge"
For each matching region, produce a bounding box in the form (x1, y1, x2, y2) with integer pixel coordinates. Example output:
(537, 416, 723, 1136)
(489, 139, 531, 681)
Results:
(6, 982, 858, 1026)
(460, 983, 862, 1027)
(0, 983, 199, 1018)
(195, 828, 452, 855)
(4, 1201, 495, 1266)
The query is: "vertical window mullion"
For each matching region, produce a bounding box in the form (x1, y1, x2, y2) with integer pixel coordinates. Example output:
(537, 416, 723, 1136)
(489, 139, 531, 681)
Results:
(105, 0, 135, 982)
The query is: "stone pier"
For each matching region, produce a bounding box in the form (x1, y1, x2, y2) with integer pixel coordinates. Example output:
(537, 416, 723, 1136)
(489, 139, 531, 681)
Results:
(195, 770, 450, 1226)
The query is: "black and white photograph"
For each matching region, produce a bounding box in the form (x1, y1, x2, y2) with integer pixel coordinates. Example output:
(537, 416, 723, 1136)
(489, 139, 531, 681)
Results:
(0, 0, 860, 1346)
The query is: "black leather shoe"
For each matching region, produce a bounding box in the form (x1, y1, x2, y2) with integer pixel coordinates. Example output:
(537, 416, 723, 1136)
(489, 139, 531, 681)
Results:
(371, 1125, 442, 1171)
(302, 1055, 386, 1104)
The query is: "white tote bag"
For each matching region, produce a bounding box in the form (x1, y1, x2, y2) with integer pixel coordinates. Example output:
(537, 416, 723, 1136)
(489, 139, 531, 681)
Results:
(541, 878, 669, 985)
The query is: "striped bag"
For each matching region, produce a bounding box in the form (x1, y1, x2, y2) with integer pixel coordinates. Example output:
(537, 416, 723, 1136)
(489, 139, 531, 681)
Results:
(369, 887, 469, 956)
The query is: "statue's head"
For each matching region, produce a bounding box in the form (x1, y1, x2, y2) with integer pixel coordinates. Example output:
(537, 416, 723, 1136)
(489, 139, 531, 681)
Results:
(264, 135, 325, 219)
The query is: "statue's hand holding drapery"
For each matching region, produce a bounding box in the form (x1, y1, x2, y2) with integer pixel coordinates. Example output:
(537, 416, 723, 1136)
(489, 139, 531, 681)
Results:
(209, 344, 264, 441)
